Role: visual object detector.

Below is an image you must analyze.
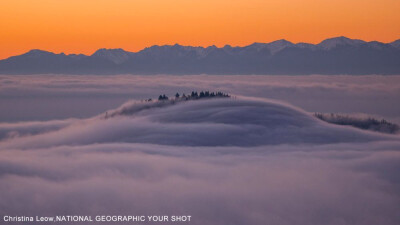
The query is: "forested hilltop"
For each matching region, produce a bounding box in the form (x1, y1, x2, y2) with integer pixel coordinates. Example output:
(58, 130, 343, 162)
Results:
(104, 91, 231, 119)
(314, 113, 399, 134)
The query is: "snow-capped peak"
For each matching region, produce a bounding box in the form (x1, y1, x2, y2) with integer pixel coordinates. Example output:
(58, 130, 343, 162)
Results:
(318, 36, 365, 50)
(92, 48, 131, 64)
(266, 39, 294, 54)
(247, 40, 294, 54)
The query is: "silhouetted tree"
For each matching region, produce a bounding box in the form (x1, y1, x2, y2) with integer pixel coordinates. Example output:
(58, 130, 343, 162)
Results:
(158, 94, 168, 100)
(155, 90, 229, 102)
(314, 112, 399, 134)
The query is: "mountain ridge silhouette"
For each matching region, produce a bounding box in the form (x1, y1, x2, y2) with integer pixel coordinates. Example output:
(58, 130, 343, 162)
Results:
(1, 36, 399, 75)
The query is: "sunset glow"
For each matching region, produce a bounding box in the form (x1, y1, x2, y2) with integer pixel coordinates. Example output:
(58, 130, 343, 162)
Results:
(1, 0, 399, 59)
(1, 0, 400, 222)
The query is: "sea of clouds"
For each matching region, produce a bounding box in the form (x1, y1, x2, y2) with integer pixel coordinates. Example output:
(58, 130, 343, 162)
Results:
(1, 75, 400, 123)
(1, 94, 400, 225)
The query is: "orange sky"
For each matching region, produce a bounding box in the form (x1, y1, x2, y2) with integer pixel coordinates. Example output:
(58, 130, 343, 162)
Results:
(1, 0, 399, 59)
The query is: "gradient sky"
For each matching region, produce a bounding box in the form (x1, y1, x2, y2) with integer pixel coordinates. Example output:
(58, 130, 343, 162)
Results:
(1, 0, 399, 59)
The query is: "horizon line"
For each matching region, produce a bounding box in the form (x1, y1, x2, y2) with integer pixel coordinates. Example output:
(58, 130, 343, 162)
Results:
(2, 36, 399, 60)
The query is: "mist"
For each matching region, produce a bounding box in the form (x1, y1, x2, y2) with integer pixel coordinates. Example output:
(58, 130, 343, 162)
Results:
(1, 96, 400, 225)
(1, 75, 400, 123)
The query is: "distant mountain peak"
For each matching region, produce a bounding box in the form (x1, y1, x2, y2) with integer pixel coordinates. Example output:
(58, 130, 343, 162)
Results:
(270, 39, 293, 44)
(26, 49, 49, 53)
(390, 39, 400, 49)
(266, 39, 294, 54)
(24, 49, 54, 57)
(318, 36, 366, 50)
(92, 48, 131, 64)
(93, 48, 127, 55)
(247, 42, 267, 51)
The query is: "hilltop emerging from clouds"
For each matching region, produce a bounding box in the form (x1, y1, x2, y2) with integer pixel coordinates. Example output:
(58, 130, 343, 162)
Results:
(1, 96, 400, 225)
(1, 36, 400, 75)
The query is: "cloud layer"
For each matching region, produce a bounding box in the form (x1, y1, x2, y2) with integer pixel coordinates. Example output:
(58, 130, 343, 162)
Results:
(1, 97, 400, 225)
(1, 75, 400, 123)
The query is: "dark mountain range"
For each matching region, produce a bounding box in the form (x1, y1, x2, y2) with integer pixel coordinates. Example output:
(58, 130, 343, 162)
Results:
(1, 36, 399, 75)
